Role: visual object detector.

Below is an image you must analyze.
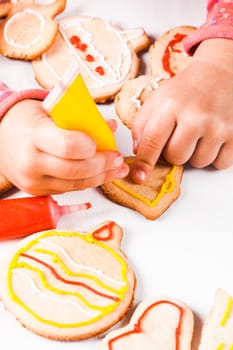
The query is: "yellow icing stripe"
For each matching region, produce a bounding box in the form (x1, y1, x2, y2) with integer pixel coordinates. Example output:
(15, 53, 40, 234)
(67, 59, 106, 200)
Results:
(220, 296, 233, 326)
(34, 248, 124, 296)
(16, 262, 112, 311)
(216, 345, 225, 350)
(7, 230, 129, 328)
(229, 345, 233, 350)
(112, 165, 176, 207)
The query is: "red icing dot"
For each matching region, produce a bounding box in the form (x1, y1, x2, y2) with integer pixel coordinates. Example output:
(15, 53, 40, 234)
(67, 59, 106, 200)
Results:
(76, 42, 88, 52)
(95, 66, 105, 76)
(70, 35, 81, 45)
(86, 54, 95, 62)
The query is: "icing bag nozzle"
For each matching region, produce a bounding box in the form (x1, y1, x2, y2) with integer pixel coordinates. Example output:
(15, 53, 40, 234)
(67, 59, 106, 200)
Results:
(0, 196, 91, 241)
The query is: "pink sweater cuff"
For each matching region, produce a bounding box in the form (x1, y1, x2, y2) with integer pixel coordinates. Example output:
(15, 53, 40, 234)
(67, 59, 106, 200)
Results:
(0, 83, 49, 121)
(184, 0, 233, 53)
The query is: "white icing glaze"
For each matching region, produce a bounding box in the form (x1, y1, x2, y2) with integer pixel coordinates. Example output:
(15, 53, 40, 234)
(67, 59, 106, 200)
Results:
(38, 239, 127, 287)
(43, 17, 133, 89)
(41, 52, 62, 80)
(131, 75, 166, 108)
(13, 269, 98, 318)
(121, 28, 144, 40)
(4, 9, 46, 49)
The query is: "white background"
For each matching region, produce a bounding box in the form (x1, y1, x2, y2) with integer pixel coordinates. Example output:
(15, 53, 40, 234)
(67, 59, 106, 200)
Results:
(0, 1, 233, 349)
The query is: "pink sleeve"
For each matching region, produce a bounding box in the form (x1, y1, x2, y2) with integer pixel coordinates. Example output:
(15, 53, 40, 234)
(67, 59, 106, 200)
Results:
(184, 0, 233, 53)
(0, 82, 49, 121)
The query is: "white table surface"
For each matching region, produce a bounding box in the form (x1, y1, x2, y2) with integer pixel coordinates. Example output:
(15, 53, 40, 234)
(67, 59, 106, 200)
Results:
(0, 1, 233, 349)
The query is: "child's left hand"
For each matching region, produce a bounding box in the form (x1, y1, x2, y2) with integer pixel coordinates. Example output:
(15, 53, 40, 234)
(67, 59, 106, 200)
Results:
(130, 38, 233, 183)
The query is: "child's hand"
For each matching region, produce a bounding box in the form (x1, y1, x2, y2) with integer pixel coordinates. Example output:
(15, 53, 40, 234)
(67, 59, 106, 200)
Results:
(0, 99, 128, 195)
(131, 38, 233, 183)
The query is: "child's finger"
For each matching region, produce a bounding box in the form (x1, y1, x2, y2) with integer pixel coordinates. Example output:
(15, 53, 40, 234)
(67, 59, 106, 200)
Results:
(131, 112, 176, 183)
(38, 151, 126, 180)
(35, 116, 97, 159)
(212, 140, 233, 170)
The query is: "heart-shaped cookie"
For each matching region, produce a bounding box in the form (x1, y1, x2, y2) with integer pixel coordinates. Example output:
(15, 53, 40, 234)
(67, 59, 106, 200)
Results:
(100, 296, 194, 350)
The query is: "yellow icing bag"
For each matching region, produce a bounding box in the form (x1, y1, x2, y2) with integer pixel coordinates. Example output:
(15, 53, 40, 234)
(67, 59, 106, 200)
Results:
(43, 62, 117, 151)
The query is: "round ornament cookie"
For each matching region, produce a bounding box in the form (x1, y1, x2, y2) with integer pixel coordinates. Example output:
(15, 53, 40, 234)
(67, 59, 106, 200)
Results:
(101, 156, 183, 220)
(0, 0, 66, 60)
(32, 16, 150, 102)
(0, 221, 136, 340)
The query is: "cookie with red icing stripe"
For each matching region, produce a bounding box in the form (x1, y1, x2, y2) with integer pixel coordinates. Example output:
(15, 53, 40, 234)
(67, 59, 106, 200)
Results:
(0, 0, 66, 60)
(100, 156, 183, 220)
(0, 221, 136, 340)
(115, 25, 196, 128)
(149, 25, 196, 78)
(100, 296, 194, 350)
(32, 16, 150, 102)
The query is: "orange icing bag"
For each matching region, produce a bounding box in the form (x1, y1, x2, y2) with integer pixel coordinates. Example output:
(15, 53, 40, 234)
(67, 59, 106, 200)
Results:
(43, 62, 117, 151)
(0, 196, 91, 240)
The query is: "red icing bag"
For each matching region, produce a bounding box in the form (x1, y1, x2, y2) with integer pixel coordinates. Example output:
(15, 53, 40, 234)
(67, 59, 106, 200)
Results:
(0, 196, 91, 240)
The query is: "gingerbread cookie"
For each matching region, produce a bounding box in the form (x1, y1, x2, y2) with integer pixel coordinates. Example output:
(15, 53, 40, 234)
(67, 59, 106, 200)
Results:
(199, 289, 233, 349)
(0, 172, 13, 195)
(115, 25, 196, 128)
(32, 16, 150, 102)
(100, 296, 194, 349)
(0, 0, 66, 60)
(100, 156, 183, 220)
(0, 221, 135, 340)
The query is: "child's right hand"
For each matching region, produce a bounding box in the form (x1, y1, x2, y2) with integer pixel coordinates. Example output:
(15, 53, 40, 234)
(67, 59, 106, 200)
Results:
(0, 99, 129, 195)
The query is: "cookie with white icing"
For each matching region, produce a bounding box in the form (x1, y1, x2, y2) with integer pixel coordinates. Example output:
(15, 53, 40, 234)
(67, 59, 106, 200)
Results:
(0, 0, 66, 60)
(100, 296, 194, 350)
(32, 16, 150, 102)
(0, 221, 136, 340)
(199, 289, 233, 350)
(0, 172, 13, 195)
(115, 74, 164, 129)
(100, 156, 183, 220)
(115, 25, 196, 128)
